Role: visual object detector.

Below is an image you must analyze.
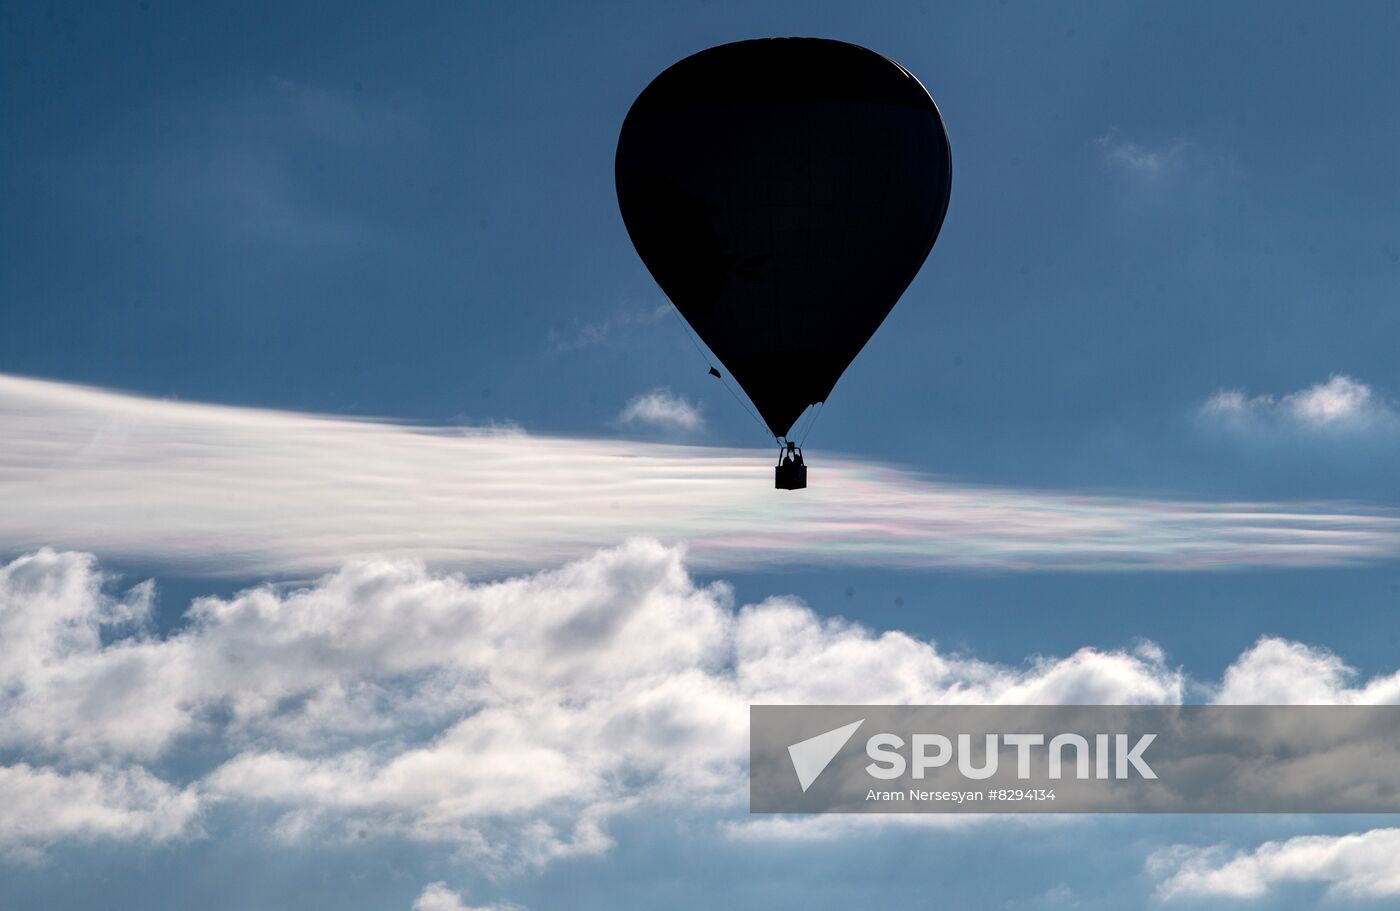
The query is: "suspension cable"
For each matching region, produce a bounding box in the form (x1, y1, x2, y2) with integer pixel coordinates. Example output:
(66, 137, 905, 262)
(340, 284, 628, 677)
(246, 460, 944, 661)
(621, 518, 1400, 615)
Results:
(663, 302, 776, 442)
(798, 400, 825, 447)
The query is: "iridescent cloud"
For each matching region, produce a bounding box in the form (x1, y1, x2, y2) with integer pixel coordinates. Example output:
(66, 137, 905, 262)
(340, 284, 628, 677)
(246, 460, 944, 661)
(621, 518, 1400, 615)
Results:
(2, 373, 1398, 577)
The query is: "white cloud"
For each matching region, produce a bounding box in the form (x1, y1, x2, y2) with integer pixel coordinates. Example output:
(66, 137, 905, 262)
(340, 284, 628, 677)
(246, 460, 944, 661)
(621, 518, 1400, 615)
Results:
(1287, 375, 1376, 425)
(0, 542, 1176, 864)
(1150, 829, 1400, 901)
(412, 881, 522, 911)
(548, 303, 668, 353)
(2, 373, 1398, 577)
(617, 388, 703, 432)
(1212, 637, 1400, 705)
(1202, 375, 1397, 432)
(5, 543, 1400, 869)
(549, 319, 610, 352)
(1095, 132, 1189, 176)
(721, 812, 1054, 843)
(0, 763, 200, 862)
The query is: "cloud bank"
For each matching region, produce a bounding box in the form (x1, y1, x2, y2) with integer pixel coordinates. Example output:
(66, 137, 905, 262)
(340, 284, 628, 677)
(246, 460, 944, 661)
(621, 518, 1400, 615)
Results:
(3, 542, 1399, 871)
(3, 374, 1398, 577)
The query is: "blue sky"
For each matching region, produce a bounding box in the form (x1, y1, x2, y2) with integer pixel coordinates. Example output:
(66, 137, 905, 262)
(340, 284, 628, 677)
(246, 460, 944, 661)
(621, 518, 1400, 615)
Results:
(4, 2, 1400, 909)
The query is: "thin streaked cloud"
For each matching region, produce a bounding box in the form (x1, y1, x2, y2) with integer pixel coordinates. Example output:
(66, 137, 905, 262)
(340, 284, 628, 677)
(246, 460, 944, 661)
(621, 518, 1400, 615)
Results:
(2, 374, 1399, 577)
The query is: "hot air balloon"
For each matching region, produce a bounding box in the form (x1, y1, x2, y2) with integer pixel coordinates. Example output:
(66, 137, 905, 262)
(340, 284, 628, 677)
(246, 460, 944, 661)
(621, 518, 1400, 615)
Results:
(615, 37, 952, 489)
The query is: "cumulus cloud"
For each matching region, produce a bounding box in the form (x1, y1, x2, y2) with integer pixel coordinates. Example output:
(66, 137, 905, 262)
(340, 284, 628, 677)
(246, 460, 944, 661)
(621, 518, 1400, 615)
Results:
(1202, 375, 1398, 433)
(1212, 637, 1400, 705)
(4, 544, 1400, 870)
(2, 373, 1398, 577)
(412, 882, 522, 911)
(1150, 829, 1400, 901)
(0, 542, 1180, 865)
(617, 388, 703, 432)
(0, 764, 200, 862)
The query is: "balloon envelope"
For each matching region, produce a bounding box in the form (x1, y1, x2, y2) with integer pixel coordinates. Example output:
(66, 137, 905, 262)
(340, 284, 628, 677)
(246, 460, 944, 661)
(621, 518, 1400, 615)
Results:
(616, 38, 952, 438)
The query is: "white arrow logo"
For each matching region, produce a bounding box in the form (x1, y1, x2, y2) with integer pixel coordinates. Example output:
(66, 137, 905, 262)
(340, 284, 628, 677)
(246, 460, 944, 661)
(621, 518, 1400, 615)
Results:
(787, 719, 865, 792)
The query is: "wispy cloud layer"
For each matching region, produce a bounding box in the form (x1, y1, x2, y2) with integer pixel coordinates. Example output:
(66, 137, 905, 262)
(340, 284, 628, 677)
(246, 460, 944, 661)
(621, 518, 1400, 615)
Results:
(1095, 132, 1191, 176)
(1151, 829, 1400, 901)
(547, 303, 669, 353)
(2, 374, 1397, 577)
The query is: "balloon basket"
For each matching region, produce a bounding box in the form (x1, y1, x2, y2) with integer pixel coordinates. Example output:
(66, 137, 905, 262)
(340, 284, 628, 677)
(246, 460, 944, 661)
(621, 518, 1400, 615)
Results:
(775, 463, 807, 490)
(775, 443, 807, 490)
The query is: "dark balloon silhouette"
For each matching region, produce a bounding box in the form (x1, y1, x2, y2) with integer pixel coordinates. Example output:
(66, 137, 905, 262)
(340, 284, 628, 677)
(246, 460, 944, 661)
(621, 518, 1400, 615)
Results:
(615, 37, 952, 483)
